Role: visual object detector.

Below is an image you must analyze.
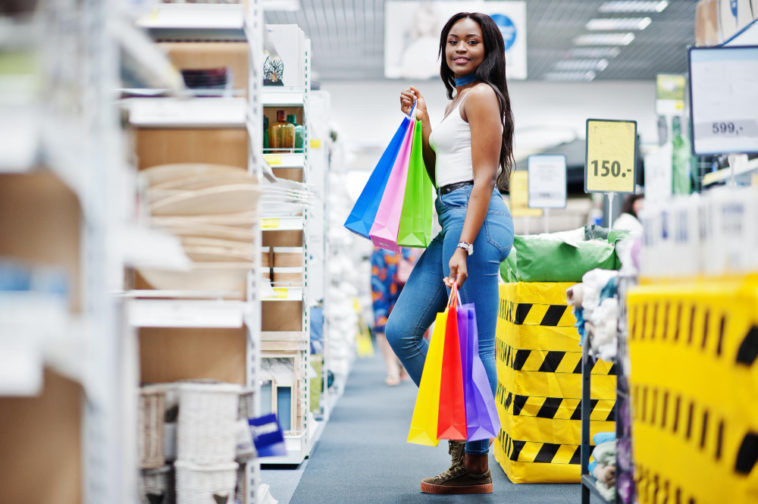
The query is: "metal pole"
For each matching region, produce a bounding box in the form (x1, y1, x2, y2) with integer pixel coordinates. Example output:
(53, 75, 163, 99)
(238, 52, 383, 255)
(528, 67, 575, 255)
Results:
(581, 335, 592, 504)
(544, 208, 550, 234)
(607, 192, 615, 230)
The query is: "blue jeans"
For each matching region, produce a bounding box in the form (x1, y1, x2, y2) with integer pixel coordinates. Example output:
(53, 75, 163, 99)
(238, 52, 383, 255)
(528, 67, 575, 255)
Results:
(386, 184, 514, 455)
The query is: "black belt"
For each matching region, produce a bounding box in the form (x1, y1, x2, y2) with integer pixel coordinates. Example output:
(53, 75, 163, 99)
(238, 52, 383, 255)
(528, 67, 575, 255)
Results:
(439, 180, 474, 194)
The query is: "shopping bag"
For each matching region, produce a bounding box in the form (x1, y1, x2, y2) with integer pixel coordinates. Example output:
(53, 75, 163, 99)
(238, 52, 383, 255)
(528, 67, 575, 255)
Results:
(458, 302, 500, 441)
(437, 285, 467, 440)
(397, 119, 434, 248)
(344, 109, 414, 238)
(407, 308, 447, 446)
(369, 119, 416, 251)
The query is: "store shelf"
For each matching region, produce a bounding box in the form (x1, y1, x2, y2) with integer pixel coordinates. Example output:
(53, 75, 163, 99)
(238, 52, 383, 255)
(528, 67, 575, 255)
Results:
(136, 3, 246, 40)
(581, 475, 613, 504)
(263, 152, 305, 168)
(261, 287, 303, 302)
(262, 89, 305, 107)
(702, 157, 758, 186)
(128, 299, 248, 328)
(125, 97, 247, 127)
(261, 331, 307, 342)
(261, 216, 304, 231)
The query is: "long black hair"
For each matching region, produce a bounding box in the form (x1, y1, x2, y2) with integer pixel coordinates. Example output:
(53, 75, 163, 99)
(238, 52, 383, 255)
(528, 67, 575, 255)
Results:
(439, 12, 515, 192)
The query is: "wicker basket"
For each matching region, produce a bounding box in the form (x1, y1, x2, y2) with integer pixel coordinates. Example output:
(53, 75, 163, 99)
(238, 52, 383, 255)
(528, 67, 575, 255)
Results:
(175, 461, 238, 504)
(177, 382, 241, 464)
(139, 386, 167, 469)
(139, 466, 173, 504)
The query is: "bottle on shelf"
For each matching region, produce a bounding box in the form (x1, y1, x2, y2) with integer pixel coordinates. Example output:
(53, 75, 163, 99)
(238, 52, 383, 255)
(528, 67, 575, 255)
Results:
(263, 116, 270, 150)
(287, 114, 305, 151)
(269, 110, 295, 150)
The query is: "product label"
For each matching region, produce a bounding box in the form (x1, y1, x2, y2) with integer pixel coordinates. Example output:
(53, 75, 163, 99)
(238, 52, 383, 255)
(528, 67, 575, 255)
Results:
(585, 119, 637, 194)
(527, 155, 566, 208)
(264, 154, 283, 166)
(262, 218, 281, 229)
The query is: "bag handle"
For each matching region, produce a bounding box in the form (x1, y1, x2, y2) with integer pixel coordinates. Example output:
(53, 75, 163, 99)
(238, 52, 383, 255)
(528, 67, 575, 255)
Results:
(404, 100, 418, 120)
(447, 282, 460, 309)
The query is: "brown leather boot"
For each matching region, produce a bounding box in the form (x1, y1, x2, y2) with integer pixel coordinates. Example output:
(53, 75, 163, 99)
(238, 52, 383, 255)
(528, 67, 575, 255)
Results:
(420, 448, 493, 495)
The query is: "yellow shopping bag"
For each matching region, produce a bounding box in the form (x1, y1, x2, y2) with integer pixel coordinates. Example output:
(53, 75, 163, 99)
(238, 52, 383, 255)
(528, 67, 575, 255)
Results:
(407, 310, 447, 446)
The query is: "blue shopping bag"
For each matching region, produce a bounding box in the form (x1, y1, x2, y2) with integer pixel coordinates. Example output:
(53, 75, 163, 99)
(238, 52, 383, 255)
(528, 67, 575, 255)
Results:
(344, 106, 414, 238)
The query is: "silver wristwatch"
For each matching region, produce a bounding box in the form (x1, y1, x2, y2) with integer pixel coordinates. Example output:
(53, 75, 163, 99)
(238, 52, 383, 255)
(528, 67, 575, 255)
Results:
(457, 241, 474, 256)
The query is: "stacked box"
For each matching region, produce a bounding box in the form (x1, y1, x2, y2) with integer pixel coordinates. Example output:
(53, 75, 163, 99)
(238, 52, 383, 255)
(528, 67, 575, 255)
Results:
(495, 282, 617, 483)
(627, 278, 758, 504)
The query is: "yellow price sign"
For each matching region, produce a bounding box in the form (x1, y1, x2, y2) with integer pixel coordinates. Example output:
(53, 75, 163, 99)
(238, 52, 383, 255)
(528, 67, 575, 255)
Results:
(508, 171, 543, 217)
(262, 218, 281, 229)
(272, 288, 289, 299)
(585, 119, 637, 193)
(263, 154, 283, 166)
(310, 138, 322, 149)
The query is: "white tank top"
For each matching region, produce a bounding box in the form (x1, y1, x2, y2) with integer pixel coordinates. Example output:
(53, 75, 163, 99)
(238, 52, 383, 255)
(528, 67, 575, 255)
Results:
(428, 99, 473, 188)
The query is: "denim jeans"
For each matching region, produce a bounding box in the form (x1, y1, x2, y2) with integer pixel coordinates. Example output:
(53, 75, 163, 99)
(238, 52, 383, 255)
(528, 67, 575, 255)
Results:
(385, 184, 514, 455)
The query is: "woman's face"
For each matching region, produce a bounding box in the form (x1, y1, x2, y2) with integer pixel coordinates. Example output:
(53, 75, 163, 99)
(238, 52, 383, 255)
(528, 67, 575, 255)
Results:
(445, 17, 485, 78)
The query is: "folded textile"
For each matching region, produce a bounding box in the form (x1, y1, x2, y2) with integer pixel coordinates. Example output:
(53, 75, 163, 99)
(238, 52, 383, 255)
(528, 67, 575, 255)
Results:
(593, 432, 616, 445)
(566, 283, 584, 307)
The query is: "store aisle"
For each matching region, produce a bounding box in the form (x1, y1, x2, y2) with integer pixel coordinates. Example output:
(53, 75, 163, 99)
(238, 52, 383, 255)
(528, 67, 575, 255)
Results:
(290, 346, 586, 504)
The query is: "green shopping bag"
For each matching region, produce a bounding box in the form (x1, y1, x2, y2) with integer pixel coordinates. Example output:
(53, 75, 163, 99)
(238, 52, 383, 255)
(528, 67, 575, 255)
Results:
(397, 120, 434, 248)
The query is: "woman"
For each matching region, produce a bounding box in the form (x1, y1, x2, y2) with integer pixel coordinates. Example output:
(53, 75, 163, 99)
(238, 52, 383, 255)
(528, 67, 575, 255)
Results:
(614, 194, 644, 236)
(385, 12, 514, 495)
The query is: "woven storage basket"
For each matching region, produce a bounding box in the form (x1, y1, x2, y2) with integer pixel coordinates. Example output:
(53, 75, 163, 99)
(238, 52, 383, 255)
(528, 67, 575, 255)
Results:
(139, 386, 167, 469)
(139, 466, 172, 504)
(175, 461, 238, 504)
(177, 382, 241, 464)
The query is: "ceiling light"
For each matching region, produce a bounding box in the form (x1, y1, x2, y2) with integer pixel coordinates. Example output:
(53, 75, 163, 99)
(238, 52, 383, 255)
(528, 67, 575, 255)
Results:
(543, 71, 597, 81)
(598, 1, 668, 13)
(570, 47, 622, 58)
(586, 17, 652, 31)
(574, 33, 636, 46)
(555, 59, 609, 72)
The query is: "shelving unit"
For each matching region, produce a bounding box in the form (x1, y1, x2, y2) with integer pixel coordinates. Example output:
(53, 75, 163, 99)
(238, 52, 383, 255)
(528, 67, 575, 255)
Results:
(124, 1, 266, 502)
(0, 0, 134, 502)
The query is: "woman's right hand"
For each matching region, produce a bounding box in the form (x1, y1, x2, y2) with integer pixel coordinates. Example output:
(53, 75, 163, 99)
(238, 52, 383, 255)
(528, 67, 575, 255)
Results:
(400, 86, 428, 121)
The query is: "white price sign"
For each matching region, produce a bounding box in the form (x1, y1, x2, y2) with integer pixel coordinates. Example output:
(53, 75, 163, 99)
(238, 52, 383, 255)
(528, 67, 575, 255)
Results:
(689, 46, 758, 155)
(527, 155, 566, 208)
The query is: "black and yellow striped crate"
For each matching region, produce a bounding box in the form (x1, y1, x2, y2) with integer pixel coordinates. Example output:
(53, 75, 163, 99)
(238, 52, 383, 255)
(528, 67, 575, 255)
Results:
(628, 279, 758, 503)
(494, 282, 616, 483)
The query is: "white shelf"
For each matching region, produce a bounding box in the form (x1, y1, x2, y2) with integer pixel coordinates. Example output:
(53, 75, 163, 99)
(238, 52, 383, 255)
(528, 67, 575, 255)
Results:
(263, 152, 305, 168)
(261, 287, 303, 302)
(260, 430, 308, 465)
(702, 156, 758, 185)
(261, 331, 306, 341)
(137, 3, 244, 31)
(262, 89, 305, 107)
(128, 299, 248, 328)
(125, 97, 247, 127)
(261, 216, 304, 231)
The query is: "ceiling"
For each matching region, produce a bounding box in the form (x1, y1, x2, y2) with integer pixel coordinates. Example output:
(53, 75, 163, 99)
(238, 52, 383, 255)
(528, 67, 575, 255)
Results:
(264, 0, 698, 81)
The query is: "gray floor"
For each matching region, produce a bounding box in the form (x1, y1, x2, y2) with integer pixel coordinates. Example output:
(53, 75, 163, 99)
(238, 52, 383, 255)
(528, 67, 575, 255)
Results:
(269, 346, 597, 504)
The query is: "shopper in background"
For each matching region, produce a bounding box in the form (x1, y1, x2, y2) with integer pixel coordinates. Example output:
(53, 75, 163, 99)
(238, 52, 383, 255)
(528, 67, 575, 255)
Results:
(370, 247, 418, 386)
(386, 12, 514, 495)
(614, 194, 644, 236)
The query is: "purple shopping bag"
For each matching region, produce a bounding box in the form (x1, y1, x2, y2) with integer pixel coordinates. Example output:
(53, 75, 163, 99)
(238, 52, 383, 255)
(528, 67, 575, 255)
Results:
(368, 119, 416, 251)
(457, 303, 500, 441)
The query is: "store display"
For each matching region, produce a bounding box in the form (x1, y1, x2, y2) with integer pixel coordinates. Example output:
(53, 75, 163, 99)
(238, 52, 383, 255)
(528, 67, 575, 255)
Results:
(287, 114, 305, 150)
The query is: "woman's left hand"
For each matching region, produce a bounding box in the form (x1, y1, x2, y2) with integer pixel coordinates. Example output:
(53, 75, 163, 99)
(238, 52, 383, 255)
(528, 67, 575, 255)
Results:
(445, 249, 468, 288)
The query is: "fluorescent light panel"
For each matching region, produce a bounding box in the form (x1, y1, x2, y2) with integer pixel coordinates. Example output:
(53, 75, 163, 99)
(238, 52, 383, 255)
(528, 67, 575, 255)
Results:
(586, 17, 652, 31)
(570, 47, 622, 58)
(574, 33, 636, 46)
(599, 1, 668, 13)
(544, 71, 597, 81)
(555, 59, 609, 71)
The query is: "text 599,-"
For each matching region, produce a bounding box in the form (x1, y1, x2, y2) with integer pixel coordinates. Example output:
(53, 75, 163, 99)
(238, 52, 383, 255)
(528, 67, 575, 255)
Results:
(591, 160, 632, 178)
(712, 122, 743, 136)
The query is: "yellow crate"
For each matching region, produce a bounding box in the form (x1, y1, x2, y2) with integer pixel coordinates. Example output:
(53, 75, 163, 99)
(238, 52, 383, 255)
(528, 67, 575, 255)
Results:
(495, 282, 617, 483)
(628, 278, 758, 504)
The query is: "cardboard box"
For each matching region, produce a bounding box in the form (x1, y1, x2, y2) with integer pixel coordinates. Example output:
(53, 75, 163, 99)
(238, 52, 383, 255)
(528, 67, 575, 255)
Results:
(0, 369, 83, 504)
(139, 327, 247, 385)
(273, 247, 303, 267)
(135, 128, 248, 170)
(262, 300, 303, 331)
(159, 42, 250, 95)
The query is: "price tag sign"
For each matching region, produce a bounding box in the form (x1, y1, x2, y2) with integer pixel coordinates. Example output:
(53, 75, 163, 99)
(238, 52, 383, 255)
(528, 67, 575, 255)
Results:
(527, 155, 566, 208)
(585, 119, 637, 194)
(688, 46, 758, 155)
(509, 171, 542, 217)
(272, 288, 289, 299)
(263, 154, 283, 166)
(262, 218, 281, 230)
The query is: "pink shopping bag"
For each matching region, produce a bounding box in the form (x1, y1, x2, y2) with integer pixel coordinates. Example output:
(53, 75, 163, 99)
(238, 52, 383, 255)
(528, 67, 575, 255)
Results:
(368, 118, 416, 251)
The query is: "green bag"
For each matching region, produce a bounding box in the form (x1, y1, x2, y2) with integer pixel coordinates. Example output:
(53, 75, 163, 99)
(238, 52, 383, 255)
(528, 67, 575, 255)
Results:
(397, 120, 434, 248)
(500, 234, 622, 283)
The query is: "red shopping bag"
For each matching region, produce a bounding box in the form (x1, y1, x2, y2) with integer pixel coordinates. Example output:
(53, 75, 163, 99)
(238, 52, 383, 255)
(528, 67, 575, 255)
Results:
(436, 284, 467, 440)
